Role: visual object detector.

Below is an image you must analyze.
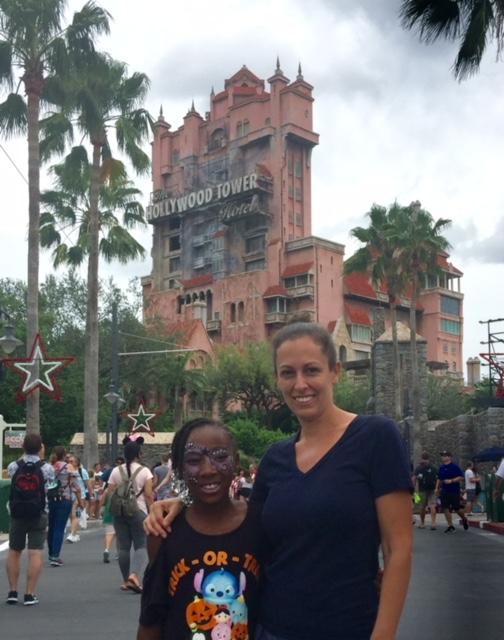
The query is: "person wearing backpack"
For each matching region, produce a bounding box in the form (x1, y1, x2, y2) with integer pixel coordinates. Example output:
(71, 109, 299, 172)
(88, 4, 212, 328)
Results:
(412, 452, 438, 530)
(106, 436, 153, 593)
(5, 433, 55, 606)
(46, 446, 83, 565)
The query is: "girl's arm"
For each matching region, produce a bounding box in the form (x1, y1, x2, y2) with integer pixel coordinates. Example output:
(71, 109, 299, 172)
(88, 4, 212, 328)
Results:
(143, 498, 184, 537)
(137, 625, 162, 640)
(371, 491, 413, 640)
(144, 477, 154, 512)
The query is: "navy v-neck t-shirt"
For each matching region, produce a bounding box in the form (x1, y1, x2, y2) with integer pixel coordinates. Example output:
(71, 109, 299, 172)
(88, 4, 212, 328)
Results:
(250, 414, 412, 640)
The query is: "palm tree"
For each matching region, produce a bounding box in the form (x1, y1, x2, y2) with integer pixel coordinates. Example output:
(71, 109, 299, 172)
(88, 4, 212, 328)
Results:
(41, 52, 152, 465)
(40, 152, 146, 271)
(345, 204, 409, 421)
(392, 201, 451, 463)
(0, 0, 110, 433)
(400, 0, 504, 79)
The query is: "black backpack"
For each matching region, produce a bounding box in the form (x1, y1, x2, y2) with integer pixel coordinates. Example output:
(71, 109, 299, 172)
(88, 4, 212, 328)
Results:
(9, 459, 46, 519)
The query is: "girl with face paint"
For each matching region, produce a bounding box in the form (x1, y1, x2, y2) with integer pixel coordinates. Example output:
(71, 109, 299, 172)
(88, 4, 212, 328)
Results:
(137, 418, 263, 640)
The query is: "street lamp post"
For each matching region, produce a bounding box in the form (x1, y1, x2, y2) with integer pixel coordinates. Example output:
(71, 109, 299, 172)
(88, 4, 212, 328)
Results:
(0, 310, 23, 382)
(104, 300, 122, 461)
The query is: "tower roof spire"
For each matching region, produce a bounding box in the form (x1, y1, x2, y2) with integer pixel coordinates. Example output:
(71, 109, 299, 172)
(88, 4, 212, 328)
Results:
(297, 62, 304, 81)
(268, 56, 289, 84)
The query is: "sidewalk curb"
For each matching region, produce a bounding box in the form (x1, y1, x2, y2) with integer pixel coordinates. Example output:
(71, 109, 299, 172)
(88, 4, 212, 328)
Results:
(466, 518, 504, 535)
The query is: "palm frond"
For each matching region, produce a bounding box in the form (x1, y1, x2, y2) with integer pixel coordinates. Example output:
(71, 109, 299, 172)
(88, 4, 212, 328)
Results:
(100, 156, 126, 183)
(39, 112, 74, 162)
(454, 0, 494, 79)
(115, 73, 150, 111)
(65, 1, 111, 61)
(99, 226, 145, 263)
(44, 36, 69, 77)
(0, 39, 13, 87)
(400, 0, 461, 42)
(0, 92, 27, 136)
(40, 220, 62, 249)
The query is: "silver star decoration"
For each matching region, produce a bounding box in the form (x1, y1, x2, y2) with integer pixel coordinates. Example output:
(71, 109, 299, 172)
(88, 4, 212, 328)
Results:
(10, 334, 73, 398)
(127, 403, 156, 433)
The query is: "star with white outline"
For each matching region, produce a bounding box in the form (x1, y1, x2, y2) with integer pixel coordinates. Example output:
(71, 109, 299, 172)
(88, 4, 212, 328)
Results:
(3, 334, 73, 401)
(127, 403, 156, 433)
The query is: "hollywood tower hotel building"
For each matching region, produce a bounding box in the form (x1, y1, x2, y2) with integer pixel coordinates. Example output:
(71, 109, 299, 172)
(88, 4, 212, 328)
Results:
(142, 63, 464, 375)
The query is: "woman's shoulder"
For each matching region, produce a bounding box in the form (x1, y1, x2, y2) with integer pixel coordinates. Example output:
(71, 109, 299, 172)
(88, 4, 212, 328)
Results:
(351, 414, 401, 440)
(262, 433, 295, 459)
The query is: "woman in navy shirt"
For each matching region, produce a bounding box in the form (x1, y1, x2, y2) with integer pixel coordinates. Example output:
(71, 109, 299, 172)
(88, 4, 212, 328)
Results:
(147, 322, 413, 639)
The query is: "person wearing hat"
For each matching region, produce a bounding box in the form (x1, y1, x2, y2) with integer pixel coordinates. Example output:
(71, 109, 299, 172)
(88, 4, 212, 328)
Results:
(435, 451, 468, 533)
(106, 436, 153, 592)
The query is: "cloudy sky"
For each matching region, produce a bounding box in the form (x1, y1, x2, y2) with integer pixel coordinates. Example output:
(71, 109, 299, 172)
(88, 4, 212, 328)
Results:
(1, 0, 503, 373)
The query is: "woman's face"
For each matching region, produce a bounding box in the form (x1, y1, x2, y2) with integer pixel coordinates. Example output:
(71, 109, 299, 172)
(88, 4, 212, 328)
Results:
(276, 336, 339, 422)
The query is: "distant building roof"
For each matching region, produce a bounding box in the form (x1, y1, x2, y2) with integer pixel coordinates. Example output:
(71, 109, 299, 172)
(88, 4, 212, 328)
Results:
(163, 319, 202, 344)
(376, 322, 426, 343)
(263, 285, 289, 298)
(343, 273, 377, 300)
(70, 432, 175, 446)
(437, 254, 463, 276)
(282, 261, 314, 278)
(181, 274, 214, 289)
(344, 303, 372, 326)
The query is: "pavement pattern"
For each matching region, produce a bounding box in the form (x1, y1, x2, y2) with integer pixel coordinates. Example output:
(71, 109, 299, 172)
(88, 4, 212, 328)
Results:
(1, 519, 504, 639)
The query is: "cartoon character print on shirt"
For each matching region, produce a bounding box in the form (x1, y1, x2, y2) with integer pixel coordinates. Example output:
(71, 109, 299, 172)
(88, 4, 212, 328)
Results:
(185, 567, 250, 639)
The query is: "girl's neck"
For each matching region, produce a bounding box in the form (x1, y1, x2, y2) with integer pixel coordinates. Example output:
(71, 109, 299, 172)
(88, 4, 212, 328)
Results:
(186, 498, 246, 535)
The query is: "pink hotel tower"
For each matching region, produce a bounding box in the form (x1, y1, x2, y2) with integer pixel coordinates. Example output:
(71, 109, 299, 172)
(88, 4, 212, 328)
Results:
(141, 62, 464, 376)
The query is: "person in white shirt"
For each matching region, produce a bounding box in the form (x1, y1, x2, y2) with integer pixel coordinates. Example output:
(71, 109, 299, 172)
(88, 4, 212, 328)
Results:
(464, 461, 480, 515)
(106, 436, 153, 593)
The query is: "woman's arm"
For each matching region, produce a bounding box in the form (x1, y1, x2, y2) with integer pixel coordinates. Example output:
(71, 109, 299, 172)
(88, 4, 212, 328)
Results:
(371, 491, 413, 640)
(143, 498, 184, 537)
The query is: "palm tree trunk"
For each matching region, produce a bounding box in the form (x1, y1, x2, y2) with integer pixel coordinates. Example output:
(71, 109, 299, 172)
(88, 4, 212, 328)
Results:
(83, 142, 101, 467)
(410, 283, 421, 465)
(25, 89, 41, 434)
(390, 301, 402, 421)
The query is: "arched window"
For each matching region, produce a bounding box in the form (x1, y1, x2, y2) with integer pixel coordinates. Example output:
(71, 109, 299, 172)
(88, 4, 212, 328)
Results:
(192, 292, 198, 302)
(177, 296, 184, 314)
(230, 303, 236, 323)
(242, 120, 250, 136)
(185, 294, 191, 305)
(339, 346, 347, 363)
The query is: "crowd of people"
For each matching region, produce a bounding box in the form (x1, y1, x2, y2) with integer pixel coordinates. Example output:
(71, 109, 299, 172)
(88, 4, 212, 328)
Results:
(6, 320, 500, 639)
(412, 451, 484, 532)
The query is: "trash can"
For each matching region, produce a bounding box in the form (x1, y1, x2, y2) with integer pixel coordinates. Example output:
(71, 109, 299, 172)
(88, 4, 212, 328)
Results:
(485, 473, 495, 521)
(0, 479, 11, 533)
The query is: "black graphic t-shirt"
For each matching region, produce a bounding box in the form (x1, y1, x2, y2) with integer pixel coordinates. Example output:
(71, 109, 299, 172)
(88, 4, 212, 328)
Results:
(140, 505, 263, 640)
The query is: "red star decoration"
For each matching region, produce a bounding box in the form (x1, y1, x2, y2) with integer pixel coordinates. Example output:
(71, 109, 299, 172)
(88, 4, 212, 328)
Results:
(3, 334, 74, 402)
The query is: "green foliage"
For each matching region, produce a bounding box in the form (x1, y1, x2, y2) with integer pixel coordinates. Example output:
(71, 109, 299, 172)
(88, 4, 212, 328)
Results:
(226, 417, 287, 460)
(427, 373, 466, 420)
(206, 342, 279, 418)
(465, 379, 500, 411)
(333, 371, 371, 415)
(0, 274, 147, 449)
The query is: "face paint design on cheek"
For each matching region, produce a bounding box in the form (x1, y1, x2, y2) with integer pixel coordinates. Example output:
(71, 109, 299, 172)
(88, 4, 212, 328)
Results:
(183, 443, 234, 474)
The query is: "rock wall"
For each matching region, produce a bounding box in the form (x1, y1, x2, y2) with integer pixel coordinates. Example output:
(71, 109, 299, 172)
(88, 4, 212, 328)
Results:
(421, 408, 504, 465)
